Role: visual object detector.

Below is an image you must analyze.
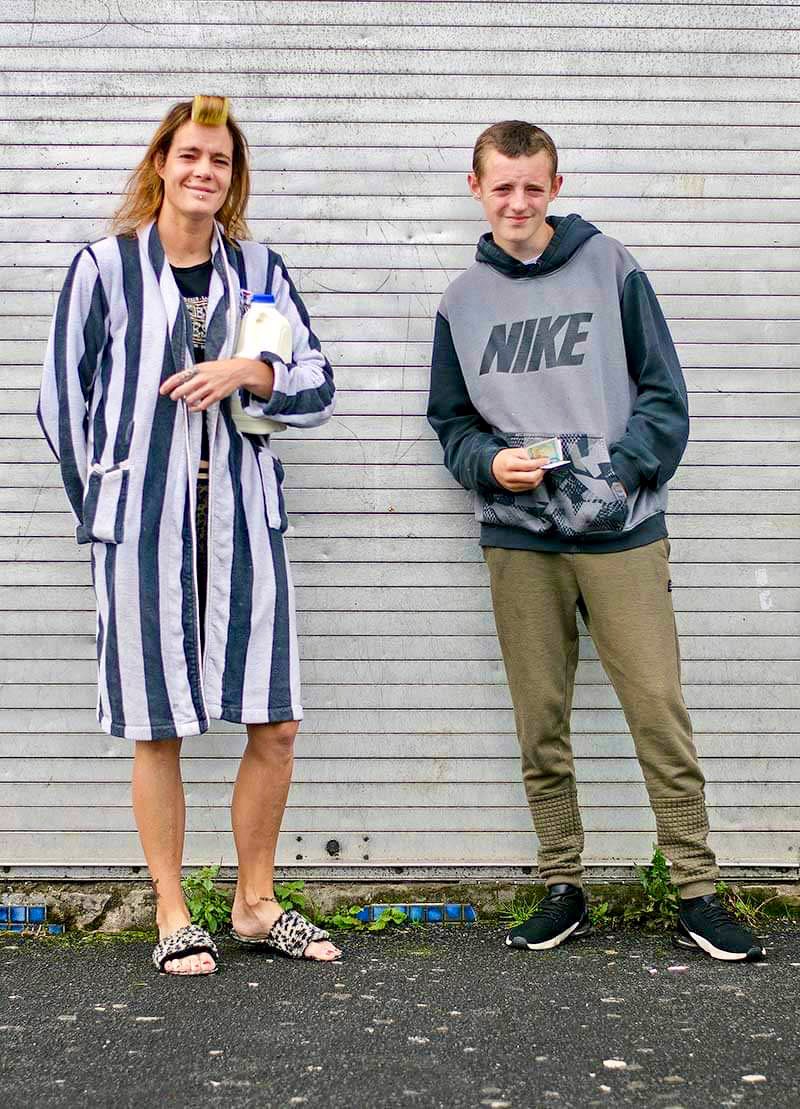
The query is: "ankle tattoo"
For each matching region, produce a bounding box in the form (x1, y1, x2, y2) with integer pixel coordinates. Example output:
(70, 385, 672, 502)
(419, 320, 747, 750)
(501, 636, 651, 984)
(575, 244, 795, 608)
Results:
(259, 896, 280, 905)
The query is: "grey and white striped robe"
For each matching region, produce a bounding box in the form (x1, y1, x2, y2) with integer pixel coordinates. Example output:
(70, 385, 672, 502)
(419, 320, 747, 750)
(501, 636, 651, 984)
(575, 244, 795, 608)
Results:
(38, 221, 335, 739)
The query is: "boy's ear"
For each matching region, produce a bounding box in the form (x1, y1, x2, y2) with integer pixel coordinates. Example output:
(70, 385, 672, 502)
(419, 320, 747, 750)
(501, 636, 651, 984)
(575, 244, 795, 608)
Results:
(467, 171, 481, 199)
(550, 174, 564, 200)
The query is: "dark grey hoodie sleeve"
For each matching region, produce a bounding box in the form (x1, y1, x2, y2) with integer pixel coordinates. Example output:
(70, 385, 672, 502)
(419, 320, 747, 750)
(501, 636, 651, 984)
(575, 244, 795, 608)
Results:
(610, 270, 690, 495)
(427, 310, 508, 494)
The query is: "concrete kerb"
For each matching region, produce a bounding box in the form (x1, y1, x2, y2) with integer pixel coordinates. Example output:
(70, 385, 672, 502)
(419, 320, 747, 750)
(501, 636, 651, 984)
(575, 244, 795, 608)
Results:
(3, 879, 800, 933)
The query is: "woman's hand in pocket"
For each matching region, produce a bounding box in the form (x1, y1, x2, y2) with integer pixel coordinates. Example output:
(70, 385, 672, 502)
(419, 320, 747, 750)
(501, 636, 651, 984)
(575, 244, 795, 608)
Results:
(491, 448, 550, 493)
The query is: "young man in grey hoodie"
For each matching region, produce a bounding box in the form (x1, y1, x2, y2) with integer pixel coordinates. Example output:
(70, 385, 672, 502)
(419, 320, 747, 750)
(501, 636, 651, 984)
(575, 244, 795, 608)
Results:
(427, 121, 764, 962)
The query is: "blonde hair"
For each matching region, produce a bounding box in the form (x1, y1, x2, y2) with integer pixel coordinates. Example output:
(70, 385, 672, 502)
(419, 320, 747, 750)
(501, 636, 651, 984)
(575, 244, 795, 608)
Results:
(191, 94, 230, 126)
(110, 96, 251, 241)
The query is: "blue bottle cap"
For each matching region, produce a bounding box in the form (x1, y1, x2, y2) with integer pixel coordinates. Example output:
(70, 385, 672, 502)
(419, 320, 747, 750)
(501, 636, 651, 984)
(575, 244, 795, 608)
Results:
(251, 294, 275, 304)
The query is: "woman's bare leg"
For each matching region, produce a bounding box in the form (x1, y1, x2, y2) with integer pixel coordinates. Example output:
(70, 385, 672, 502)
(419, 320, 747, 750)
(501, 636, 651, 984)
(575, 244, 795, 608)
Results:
(132, 737, 216, 975)
(230, 721, 340, 960)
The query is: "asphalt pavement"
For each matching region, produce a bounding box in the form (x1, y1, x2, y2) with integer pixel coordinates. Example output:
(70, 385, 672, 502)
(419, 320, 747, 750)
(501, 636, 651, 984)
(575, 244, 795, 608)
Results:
(1, 923, 798, 1108)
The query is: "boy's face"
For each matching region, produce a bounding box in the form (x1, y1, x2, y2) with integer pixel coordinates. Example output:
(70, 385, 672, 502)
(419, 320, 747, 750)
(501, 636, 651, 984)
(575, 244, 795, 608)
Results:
(468, 149, 563, 259)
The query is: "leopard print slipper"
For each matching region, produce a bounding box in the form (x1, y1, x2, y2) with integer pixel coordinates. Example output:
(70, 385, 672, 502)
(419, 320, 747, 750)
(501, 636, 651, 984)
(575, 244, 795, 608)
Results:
(152, 923, 219, 975)
(231, 909, 341, 960)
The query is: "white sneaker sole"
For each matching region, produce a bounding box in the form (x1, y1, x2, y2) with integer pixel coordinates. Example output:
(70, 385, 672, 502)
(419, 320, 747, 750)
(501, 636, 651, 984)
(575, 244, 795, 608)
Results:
(506, 918, 590, 951)
(676, 929, 766, 962)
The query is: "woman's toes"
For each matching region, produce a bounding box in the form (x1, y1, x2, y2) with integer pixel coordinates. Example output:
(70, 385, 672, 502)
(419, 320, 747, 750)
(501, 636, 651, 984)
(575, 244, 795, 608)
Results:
(306, 940, 341, 961)
(164, 952, 215, 975)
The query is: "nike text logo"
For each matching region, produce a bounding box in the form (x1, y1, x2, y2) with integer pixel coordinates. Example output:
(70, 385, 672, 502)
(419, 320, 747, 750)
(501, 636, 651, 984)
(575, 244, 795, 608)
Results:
(479, 312, 593, 375)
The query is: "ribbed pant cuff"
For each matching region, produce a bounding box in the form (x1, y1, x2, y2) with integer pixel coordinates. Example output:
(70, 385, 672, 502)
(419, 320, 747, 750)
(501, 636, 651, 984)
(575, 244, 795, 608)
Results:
(650, 792, 719, 891)
(531, 786, 584, 886)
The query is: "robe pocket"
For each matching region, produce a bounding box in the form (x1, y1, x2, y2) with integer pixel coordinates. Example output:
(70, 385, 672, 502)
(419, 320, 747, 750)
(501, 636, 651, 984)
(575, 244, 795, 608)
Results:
(79, 462, 131, 544)
(256, 447, 289, 533)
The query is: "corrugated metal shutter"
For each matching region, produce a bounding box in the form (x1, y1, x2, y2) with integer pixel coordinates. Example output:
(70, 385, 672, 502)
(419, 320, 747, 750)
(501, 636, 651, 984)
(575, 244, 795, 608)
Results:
(1, 1, 798, 877)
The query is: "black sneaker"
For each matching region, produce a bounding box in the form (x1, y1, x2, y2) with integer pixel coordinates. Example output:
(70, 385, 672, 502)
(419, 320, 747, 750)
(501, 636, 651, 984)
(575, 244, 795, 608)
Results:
(675, 894, 766, 962)
(505, 884, 591, 950)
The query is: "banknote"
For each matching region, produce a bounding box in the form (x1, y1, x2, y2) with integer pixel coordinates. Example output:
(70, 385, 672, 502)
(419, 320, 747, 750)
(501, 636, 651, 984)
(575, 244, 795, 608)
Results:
(526, 437, 568, 469)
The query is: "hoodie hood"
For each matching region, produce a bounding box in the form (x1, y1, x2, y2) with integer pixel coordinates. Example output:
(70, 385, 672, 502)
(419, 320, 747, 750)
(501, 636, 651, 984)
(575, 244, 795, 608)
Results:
(476, 214, 601, 279)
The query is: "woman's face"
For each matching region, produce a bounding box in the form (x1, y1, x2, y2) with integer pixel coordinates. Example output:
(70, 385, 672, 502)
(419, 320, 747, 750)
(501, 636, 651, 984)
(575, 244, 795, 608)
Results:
(156, 120, 234, 224)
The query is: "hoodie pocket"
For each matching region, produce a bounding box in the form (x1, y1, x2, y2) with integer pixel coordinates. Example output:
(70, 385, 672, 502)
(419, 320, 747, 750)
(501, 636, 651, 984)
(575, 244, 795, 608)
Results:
(79, 461, 131, 544)
(543, 434, 628, 535)
(481, 434, 627, 537)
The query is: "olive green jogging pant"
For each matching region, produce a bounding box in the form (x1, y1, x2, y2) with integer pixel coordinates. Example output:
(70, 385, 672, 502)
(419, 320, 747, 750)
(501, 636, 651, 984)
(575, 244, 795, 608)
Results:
(484, 539, 719, 898)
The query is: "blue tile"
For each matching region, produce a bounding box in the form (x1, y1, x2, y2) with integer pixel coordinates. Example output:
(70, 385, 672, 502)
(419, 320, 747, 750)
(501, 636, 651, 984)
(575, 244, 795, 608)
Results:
(47, 924, 65, 935)
(0, 906, 8, 923)
(9, 923, 24, 933)
(359, 900, 475, 926)
(28, 906, 46, 924)
(355, 907, 370, 923)
(10, 906, 26, 923)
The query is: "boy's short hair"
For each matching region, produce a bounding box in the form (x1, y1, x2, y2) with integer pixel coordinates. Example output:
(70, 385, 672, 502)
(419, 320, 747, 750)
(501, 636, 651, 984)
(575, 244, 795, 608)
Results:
(472, 121, 559, 179)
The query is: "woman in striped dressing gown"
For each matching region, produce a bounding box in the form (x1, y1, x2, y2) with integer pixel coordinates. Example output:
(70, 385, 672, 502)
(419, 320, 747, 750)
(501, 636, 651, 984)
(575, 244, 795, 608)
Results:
(38, 96, 341, 974)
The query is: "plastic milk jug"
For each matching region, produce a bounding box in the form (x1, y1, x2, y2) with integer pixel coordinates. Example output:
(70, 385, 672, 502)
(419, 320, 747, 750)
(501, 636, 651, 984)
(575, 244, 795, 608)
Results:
(230, 293, 292, 435)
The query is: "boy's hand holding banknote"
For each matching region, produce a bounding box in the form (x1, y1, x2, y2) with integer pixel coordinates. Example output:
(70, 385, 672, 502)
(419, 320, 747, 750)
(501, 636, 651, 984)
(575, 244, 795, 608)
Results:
(491, 437, 568, 492)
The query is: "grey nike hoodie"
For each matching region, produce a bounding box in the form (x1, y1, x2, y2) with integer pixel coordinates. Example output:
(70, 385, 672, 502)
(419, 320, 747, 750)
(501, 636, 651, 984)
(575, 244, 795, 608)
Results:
(427, 214, 690, 553)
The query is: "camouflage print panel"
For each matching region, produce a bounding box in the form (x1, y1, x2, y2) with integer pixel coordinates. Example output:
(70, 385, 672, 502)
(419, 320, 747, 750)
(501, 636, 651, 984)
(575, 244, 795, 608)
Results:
(481, 433, 628, 536)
